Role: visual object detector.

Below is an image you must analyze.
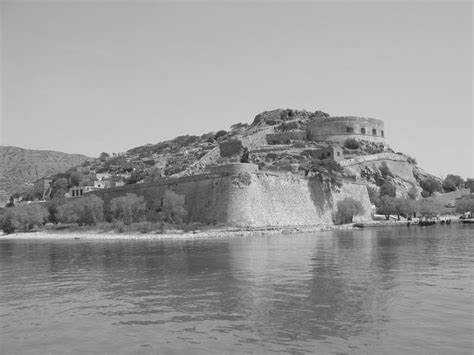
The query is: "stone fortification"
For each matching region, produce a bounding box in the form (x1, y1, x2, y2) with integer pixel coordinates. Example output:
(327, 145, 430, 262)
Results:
(308, 116, 386, 144)
(339, 152, 407, 167)
(266, 131, 307, 145)
(240, 127, 274, 150)
(340, 152, 416, 184)
(90, 163, 372, 227)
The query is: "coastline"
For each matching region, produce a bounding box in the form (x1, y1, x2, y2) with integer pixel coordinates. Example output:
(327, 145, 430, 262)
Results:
(1, 218, 461, 241)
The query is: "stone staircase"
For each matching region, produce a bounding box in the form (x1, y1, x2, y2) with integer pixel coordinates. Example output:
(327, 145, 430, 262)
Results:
(177, 146, 221, 177)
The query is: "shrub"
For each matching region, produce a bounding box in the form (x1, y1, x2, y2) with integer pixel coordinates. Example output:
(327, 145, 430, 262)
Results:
(214, 130, 227, 140)
(336, 198, 365, 224)
(109, 193, 146, 225)
(232, 172, 252, 187)
(57, 195, 104, 226)
(344, 138, 360, 150)
(407, 156, 417, 165)
(309, 159, 344, 173)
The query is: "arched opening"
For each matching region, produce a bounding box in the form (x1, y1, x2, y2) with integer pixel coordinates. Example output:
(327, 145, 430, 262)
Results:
(346, 126, 354, 133)
(372, 128, 377, 135)
(381, 130, 384, 137)
(361, 128, 366, 134)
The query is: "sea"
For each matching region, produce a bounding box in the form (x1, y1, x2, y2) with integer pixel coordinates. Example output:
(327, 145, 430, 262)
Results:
(1, 224, 472, 354)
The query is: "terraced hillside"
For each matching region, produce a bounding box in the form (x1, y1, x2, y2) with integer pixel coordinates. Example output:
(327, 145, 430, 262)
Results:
(0, 146, 90, 205)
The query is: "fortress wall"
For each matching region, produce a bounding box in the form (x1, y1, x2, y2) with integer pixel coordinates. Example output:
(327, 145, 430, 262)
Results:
(266, 131, 307, 145)
(219, 140, 243, 157)
(219, 173, 372, 227)
(240, 127, 275, 150)
(90, 163, 372, 227)
(91, 173, 236, 225)
(308, 117, 386, 144)
(340, 152, 407, 166)
(209, 163, 259, 175)
(341, 153, 416, 184)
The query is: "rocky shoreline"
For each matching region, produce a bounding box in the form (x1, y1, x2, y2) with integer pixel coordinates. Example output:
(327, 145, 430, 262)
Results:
(1, 218, 462, 241)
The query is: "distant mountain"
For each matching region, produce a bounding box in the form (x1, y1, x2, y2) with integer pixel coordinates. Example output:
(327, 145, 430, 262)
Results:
(0, 146, 91, 205)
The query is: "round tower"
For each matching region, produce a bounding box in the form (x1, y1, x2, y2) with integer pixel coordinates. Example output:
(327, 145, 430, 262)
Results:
(307, 116, 386, 144)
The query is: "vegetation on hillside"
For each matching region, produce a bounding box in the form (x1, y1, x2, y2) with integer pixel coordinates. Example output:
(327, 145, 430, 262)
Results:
(0, 146, 90, 206)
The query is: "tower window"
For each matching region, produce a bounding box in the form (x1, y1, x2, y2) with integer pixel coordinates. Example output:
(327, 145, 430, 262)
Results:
(381, 130, 384, 137)
(372, 129, 377, 135)
(346, 126, 354, 133)
(361, 128, 366, 134)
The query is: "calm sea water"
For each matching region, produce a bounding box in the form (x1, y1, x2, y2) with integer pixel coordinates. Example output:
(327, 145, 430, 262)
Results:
(0, 225, 472, 354)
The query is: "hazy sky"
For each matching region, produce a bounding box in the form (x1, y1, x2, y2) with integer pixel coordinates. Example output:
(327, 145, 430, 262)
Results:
(0, 1, 472, 178)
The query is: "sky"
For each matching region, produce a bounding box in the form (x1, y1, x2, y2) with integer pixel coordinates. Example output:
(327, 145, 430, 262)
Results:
(0, 1, 472, 178)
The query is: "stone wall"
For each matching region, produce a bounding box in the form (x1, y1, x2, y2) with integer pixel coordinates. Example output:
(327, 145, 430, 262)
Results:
(266, 131, 307, 145)
(219, 140, 243, 157)
(341, 153, 416, 184)
(90, 163, 371, 227)
(240, 127, 275, 150)
(308, 116, 386, 144)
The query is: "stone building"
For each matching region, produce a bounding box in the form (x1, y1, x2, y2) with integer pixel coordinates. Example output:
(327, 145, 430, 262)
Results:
(307, 116, 386, 144)
(68, 186, 85, 197)
(310, 146, 344, 161)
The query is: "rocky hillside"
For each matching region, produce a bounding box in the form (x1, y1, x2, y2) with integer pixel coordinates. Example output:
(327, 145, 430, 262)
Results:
(4, 108, 453, 205)
(0, 146, 90, 205)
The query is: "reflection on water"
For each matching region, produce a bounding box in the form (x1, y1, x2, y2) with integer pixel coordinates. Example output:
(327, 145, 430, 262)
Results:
(0, 225, 473, 354)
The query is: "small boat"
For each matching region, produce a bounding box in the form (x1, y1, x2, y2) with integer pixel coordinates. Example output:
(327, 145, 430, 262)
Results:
(461, 218, 474, 224)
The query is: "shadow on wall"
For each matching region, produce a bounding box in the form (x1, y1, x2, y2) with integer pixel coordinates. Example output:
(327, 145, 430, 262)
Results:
(307, 177, 334, 220)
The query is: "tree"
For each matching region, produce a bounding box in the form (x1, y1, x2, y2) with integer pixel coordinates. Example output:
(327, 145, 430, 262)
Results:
(443, 174, 464, 192)
(420, 178, 443, 196)
(1, 204, 48, 232)
(416, 199, 441, 217)
(336, 198, 365, 224)
(70, 172, 84, 187)
(379, 181, 396, 198)
(393, 198, 416, 219)
(50, 178, 68, 199)
(367, 186, 380, 206)
(379, 162, 393, 178)
(109, 193, 146, 225)
(0, 212, 15, 234)
(456, 197, 474, 214)
(46, 198, 65, 224)
(160, 190, 187, 226)
(57, 195, 104, 226)
(377, 195, 397, 220)
(99, 152, 110, 162)
(344, 138, 360, 150)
